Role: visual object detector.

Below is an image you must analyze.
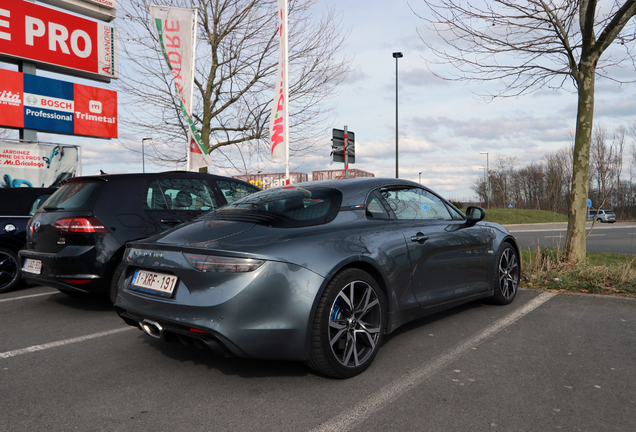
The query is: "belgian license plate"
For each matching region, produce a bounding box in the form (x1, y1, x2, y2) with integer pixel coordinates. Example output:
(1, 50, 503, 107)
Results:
(131, 269, 178, 296)
(22, 259, 42, 275)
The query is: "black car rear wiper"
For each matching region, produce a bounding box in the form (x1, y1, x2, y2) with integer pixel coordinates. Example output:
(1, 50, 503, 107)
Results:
(43, 206, 65, 211)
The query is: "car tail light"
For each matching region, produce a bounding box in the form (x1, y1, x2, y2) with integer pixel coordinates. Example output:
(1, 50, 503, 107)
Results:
(53, 217, 109, 233)
(183, 253, 264, 273)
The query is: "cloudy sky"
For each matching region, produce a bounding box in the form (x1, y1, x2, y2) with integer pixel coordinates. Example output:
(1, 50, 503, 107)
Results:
(3, 0, 636, 199)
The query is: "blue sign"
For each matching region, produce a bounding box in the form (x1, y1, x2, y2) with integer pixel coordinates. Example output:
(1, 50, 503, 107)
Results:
(421, 203, 431, 213)
(23, 74, 74, 135)
(508, 202, 513, 209)
(587, 199, 592, 208)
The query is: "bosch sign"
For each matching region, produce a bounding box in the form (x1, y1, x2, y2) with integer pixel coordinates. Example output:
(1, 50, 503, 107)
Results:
(0, 0, 117, 82)
(0, 69, 118, 139)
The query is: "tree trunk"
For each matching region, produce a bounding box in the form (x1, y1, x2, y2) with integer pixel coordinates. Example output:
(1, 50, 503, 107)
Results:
(565, 60, 596, 263)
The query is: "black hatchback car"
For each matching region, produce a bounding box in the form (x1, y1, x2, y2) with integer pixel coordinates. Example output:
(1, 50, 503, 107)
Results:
(1, 188, 56, 293)
(19, 171, 259, 301)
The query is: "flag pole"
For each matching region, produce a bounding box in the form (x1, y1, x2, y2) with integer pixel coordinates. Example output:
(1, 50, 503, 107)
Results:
(186, 7, 198, 172)
(283, 0, 289, 184)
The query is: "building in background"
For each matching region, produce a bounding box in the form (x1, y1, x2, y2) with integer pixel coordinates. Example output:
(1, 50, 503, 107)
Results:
(311, 169, 374, 181)
(234, 172, 308, 190)
(235, 169, 375, 190)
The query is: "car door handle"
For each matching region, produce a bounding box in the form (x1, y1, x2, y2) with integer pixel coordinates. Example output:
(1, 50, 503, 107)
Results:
(160, 219, 185, 225)
(410, 233, 429, 244)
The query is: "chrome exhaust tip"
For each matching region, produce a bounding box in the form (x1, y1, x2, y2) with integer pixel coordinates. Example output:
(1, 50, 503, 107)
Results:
(141, 320, 163, 339)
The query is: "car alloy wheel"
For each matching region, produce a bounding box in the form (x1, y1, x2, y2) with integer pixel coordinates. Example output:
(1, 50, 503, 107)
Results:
(307, 268, 386, 378)
(0, 247, 20, 293)
(491, 243, 519, 305)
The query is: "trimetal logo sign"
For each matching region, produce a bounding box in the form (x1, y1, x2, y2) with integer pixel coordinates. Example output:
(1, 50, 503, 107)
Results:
(0, 0, 117, 82)
(0, 69, 118, 139)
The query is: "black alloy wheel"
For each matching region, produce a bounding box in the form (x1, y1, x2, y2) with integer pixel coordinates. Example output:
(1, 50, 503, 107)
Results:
(490, 243, 520, 305)
(307, 268, 386, 378)
(0, 247, 20, 293)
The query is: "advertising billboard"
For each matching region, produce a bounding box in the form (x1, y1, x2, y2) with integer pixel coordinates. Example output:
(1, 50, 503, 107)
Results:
(0, 69, 118, 139)
(1, 141, 79, 188)
(37, 0, 117, 22)
(0, 0, 117, 81)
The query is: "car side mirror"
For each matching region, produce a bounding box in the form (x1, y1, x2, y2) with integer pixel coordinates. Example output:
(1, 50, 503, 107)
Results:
(466, 206, 486, 224)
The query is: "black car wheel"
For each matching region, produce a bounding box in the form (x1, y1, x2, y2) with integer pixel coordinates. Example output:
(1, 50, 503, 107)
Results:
(307, 268, 386, 378)
(0, 247, 20, 293)
(490, 243, 520, 305)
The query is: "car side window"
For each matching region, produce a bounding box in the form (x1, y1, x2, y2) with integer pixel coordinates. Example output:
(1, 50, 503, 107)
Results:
(381, 187, 453, 220)
(144, 178, 218, 211)
(216, 180, 259, 204)
(29, 194, 53, 216)
(446, 204, 466, 220)
(365, 193, 390, 220)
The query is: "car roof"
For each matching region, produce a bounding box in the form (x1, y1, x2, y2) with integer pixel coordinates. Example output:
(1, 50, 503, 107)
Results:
(0, 187, 57, 216)
(64, 171, 253, 185)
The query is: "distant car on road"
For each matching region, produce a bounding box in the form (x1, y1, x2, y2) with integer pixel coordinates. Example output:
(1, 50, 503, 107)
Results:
(587, 209, 616, 223)
(115, 178, 520, 378)
(19, 172, 259, 302)
(1, 188, 56, 293)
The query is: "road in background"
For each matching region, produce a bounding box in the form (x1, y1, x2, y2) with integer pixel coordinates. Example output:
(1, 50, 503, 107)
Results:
(1, 286, 635, 431)
(506, 222, 636, 255)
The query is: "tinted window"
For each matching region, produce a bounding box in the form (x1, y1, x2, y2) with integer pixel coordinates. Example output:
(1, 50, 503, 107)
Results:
(216, 180, 260, 204)
(365, 193, 389, 220)
(29, 194, 53, 216)
(144, 178, 218, 211)
(381, 187, 453, 220)
(45, 182, 101, 210)
(214, 186, 342, 227)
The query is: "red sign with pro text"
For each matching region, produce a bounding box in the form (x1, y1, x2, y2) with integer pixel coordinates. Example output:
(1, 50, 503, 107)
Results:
(0, 0, 117, 80)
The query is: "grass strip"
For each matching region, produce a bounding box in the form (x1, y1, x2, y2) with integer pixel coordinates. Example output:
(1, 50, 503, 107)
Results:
(521, 247, 636, 297)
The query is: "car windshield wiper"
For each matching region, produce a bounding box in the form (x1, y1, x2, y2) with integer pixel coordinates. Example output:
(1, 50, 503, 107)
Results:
(43, 206, 65, 211)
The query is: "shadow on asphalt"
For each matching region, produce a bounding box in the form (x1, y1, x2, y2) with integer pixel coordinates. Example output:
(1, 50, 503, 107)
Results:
(138, 334, 310, 378)
(45, 290, 115, 312)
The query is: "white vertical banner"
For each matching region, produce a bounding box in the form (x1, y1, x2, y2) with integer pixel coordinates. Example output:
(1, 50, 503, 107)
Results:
(149, 5, 212, 171)
(270, 0, 289, 182)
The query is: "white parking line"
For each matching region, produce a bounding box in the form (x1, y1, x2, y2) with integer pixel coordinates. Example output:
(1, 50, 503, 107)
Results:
(0, 327, 134, 359)
(311, 291, 557, 432)
(0, 291, 58, 303)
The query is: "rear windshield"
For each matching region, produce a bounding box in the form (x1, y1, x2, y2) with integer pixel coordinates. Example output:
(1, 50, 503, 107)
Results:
(208, 186, 342, 227)
(44, 182, 101, 211)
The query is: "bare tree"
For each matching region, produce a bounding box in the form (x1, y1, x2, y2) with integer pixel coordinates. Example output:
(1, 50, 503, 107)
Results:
(116, 0, 350, 172)
(416, 0, 636, 262)
(590, 124, 625, 212)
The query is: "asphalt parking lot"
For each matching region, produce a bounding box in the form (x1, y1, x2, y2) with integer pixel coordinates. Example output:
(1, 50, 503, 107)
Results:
(1, 286, 634, 432)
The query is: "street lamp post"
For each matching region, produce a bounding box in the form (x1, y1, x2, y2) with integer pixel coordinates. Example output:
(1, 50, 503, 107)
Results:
(419, 172, 422, 184)
(142, 137, 152, 173)
(392, 52, 403, 178)
(480, 151, 489, 208)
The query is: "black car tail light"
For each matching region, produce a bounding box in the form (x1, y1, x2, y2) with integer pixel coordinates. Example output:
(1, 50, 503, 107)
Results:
(183, 253, 264, 273)
(53, 217, 109, 234)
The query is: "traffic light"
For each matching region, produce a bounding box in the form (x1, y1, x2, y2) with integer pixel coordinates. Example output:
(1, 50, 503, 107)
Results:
(331, 128, 355, 163)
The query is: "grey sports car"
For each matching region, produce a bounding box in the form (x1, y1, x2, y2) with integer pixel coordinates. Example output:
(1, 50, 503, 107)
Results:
(115, 177, 520, 378)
